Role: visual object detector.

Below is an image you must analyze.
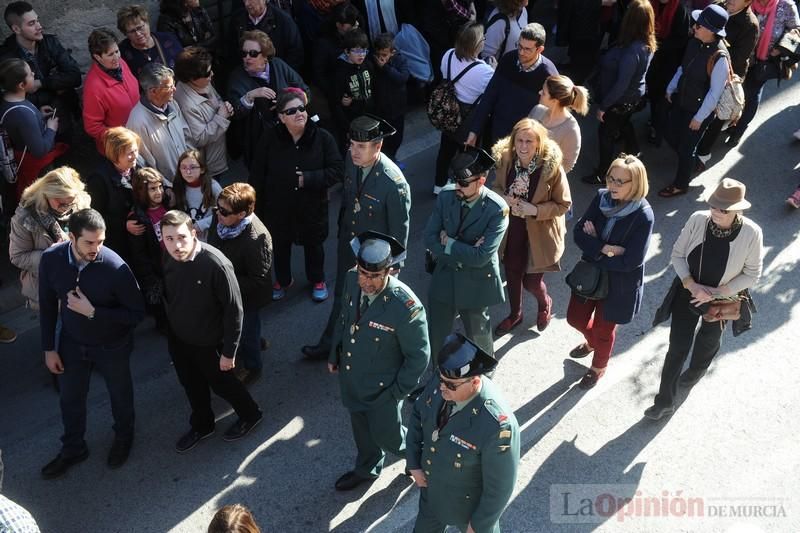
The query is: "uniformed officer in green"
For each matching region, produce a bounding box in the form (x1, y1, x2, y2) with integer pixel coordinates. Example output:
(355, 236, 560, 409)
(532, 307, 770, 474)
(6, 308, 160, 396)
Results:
(328, 231, 430, 491)
(425, 147, 509, 360)
(407, 333, 520, 533)
(303, 115, 412, 360)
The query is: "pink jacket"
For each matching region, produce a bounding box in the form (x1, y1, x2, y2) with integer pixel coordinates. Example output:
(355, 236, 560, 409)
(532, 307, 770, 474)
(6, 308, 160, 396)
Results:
(82, 59, 140, 154)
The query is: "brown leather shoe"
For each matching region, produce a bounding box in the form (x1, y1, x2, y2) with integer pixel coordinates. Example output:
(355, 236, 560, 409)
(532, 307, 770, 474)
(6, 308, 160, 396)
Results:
(569, 343, 594, 358)
(494, 314, 523, 337)
(578, 368, 605, 390)
(537, 296, 553, 332)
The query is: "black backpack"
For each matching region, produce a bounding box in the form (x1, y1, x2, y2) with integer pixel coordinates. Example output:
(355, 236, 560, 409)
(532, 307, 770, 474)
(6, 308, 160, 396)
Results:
(484, 11, 511, 60)
(427, 51, 481, 133)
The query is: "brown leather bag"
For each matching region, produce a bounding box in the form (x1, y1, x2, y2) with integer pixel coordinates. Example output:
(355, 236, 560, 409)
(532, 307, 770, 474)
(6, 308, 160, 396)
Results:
(703, 299, 742, 322)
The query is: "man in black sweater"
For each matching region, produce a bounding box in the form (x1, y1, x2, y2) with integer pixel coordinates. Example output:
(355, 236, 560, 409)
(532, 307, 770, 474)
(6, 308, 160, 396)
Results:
(38, 208, 145, 479)
(466, 23, 558, 149)
(161, 210, 263, 453)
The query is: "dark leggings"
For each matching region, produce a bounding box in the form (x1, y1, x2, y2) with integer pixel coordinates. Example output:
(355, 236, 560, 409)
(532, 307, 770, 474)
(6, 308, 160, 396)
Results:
(503, 217, 549, 317)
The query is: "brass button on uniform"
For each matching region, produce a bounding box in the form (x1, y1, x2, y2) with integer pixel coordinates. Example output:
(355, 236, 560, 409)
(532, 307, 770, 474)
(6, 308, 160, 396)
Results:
(426, 459, 431, 465)
(345, 365, 351, 370)
(379, 381, 384, 386)
(430, 447, 436, 452)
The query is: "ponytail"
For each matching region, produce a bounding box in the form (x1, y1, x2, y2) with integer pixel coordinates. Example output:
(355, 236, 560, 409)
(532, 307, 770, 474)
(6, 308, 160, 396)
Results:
(569, 85, 590, 116)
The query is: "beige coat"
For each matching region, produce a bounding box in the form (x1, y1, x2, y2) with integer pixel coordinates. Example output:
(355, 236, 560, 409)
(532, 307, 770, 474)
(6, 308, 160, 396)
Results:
(9, 204, 68, 304)
(492, 138, 572, 273)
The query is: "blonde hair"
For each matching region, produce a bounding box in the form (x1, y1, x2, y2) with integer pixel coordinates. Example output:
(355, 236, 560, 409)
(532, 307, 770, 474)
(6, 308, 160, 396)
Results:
(491, 118, 562, 172)
(19, 166, 91, 214)
(606, 154, 650, 200)
(544, 75, 589, 116)
(104, 127, 141, 163)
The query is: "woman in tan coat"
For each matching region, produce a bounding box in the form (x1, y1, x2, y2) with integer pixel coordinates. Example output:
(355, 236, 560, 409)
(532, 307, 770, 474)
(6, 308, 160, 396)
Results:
(492, 118, 572, 336)
(9, 167, 91, 308)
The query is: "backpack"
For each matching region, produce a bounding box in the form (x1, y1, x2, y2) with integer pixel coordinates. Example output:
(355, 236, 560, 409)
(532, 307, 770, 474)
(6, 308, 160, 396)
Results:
(427, 51, 481, 133)
(484, 11, 511, 60)
(0, 105, 31, 184)
(707, 51, 745, 122)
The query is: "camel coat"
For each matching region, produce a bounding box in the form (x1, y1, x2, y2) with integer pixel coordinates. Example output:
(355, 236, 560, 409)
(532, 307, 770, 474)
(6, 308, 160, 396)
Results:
(492, 138, 572, 273)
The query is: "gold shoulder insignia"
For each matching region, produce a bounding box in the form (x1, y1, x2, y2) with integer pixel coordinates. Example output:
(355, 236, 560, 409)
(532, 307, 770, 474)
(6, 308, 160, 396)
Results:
(499, 430, 512, 439)
(410, 307, 421, 319)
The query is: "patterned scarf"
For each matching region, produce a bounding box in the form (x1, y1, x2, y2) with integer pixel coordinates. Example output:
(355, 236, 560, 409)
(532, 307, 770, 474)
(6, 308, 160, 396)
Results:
(708, 213, 743, 238)
(217, 214, 253, 240)
(598, 190, 643, 241)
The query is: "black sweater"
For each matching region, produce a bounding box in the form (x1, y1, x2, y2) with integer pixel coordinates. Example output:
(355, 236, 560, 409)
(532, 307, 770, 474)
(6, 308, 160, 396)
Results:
(39, 242, 144, 350)
(163, 242, 243, 356)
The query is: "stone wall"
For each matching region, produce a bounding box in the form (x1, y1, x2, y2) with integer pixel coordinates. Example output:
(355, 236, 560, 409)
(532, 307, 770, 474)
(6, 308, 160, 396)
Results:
(1, 1, 160, 72)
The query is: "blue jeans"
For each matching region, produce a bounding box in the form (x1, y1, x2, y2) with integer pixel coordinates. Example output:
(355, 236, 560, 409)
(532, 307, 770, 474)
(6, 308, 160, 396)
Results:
(665, 106, 714, 189)
(58, 333, 135, 457)
(239, 308, 263, 371)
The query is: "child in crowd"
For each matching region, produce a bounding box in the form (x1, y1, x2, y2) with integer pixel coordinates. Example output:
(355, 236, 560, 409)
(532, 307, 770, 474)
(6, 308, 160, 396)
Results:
(0, 58, 68, 200)
(331, 28, 374, 150)
(371, 32, 409, 161)
(127, 167, 174, 332)
(171, 149, 221, 241)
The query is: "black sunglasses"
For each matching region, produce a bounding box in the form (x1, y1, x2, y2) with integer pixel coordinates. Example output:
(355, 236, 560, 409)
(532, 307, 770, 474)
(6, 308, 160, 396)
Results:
(240, 49, 261, 58)
(213, 204, 233, 216)
(439, 374, 471, 391)
(453, 177, 479, 188)
(280, 104, 306, 116)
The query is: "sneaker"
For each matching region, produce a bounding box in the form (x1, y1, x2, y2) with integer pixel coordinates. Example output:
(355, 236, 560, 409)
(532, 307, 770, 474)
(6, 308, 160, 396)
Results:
(175, 428, 214, 453)
(0, 325, 17, 343)
(272, 279, 293, 301)
(312, 282, 329, 302)
(786, 187, 800, 209)
(223, 412, 263, 442)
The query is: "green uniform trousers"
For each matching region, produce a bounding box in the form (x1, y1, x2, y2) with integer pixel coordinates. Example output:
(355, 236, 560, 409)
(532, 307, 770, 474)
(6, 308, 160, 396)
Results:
(350, 399, 406, 477)
(429, 299, 493, 364)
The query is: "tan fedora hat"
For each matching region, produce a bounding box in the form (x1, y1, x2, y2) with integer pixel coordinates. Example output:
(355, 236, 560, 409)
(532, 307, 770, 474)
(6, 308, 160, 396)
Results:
(707, 178, 751, 210)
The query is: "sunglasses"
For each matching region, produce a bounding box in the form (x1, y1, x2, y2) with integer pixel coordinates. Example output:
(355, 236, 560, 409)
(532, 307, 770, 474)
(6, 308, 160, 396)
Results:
(213, 204, 233, 216)
(605, 175, 632, 187)
(280, 104, 306, 116)
(240, 49, 262, 58)
(439, 374, 471, 391)
(453, 177, 479, 188)
(349, 48, 369, 55)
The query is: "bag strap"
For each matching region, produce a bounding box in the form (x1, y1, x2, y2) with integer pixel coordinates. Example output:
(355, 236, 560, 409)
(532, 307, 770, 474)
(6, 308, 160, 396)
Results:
(152, 35, 168, 67)
(0, 104, 34, 124)
(486, 12, 511, 57)
(707, 50, 733, 82)
(450, 59, 482, 85)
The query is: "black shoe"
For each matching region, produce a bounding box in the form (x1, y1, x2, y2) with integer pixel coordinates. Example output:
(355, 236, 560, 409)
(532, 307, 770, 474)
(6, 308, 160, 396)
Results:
(725, 131, 742, 147)
(581, 173, 604, 185)
(679, 368, 707, 387)
(334, 471, 378, 491)
(302, 343, 329, 360)
(175, 428, 214, 453)
(41, 449, 90, 479)
(107, 438, 132, 469)
(223, 412, 263, 442)
(644, 404, 674, 421)
(569, 343, 594, 359)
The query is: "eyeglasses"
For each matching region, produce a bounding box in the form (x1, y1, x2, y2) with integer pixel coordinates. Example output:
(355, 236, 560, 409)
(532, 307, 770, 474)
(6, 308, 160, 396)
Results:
(241, 49, 262, 58)
(213, 204, 233, 216)
(605, 175, 632, 187)
(156, 83, 176, 92)
(357, 268, 384, 280)
(280, 104, 306, 115)
(180, 165, 201, 173)
(439, 374, 471, 391)
(126, 23, 147, 36)
(453, 176, 479, 188)
(349, 48, 369, 55)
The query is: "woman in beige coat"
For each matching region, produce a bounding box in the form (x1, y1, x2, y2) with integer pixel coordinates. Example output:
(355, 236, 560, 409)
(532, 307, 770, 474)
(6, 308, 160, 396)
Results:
(492, 118, 572, 336)
(9, 166, 91, 308)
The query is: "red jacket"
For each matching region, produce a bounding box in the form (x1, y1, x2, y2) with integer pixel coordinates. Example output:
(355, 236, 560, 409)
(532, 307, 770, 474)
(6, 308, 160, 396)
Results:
(82, 59, 140, 154)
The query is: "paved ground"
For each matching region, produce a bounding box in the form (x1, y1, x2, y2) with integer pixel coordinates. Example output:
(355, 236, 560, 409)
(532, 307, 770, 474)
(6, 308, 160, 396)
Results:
(1, 66, 799, 533)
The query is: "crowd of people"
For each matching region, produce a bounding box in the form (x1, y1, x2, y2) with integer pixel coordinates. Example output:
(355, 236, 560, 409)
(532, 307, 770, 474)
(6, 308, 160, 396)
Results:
(0, 0, 793, 530)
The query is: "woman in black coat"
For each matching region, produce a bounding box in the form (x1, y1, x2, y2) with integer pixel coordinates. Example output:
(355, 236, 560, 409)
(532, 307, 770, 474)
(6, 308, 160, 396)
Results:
(250, 91, 344, 302)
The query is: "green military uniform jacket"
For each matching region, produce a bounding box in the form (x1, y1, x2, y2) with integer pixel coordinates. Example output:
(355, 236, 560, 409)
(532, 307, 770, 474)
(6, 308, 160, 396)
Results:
(329, 270, 430, 411)
(408, 376, 520, 532)
(338, 152, 411, 265)
(424, 185, 509, 309)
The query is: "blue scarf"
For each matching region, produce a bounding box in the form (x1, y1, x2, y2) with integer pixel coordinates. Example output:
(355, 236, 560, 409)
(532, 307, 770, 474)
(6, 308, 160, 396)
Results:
(598, 189, 642, 241)
(217, 214, 252, 240)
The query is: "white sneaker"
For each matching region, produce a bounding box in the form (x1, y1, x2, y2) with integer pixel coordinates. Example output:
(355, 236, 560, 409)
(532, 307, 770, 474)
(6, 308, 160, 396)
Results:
(433, 185, 442, 195)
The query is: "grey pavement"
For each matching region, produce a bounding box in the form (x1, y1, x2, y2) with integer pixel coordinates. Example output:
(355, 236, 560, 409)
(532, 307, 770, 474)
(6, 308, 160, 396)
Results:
(1, 77, 799, 533)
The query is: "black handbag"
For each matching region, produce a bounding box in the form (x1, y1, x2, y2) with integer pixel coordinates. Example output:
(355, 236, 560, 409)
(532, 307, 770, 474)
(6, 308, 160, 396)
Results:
(776, 29, 800, 61)
(566, 260, 609, 300)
